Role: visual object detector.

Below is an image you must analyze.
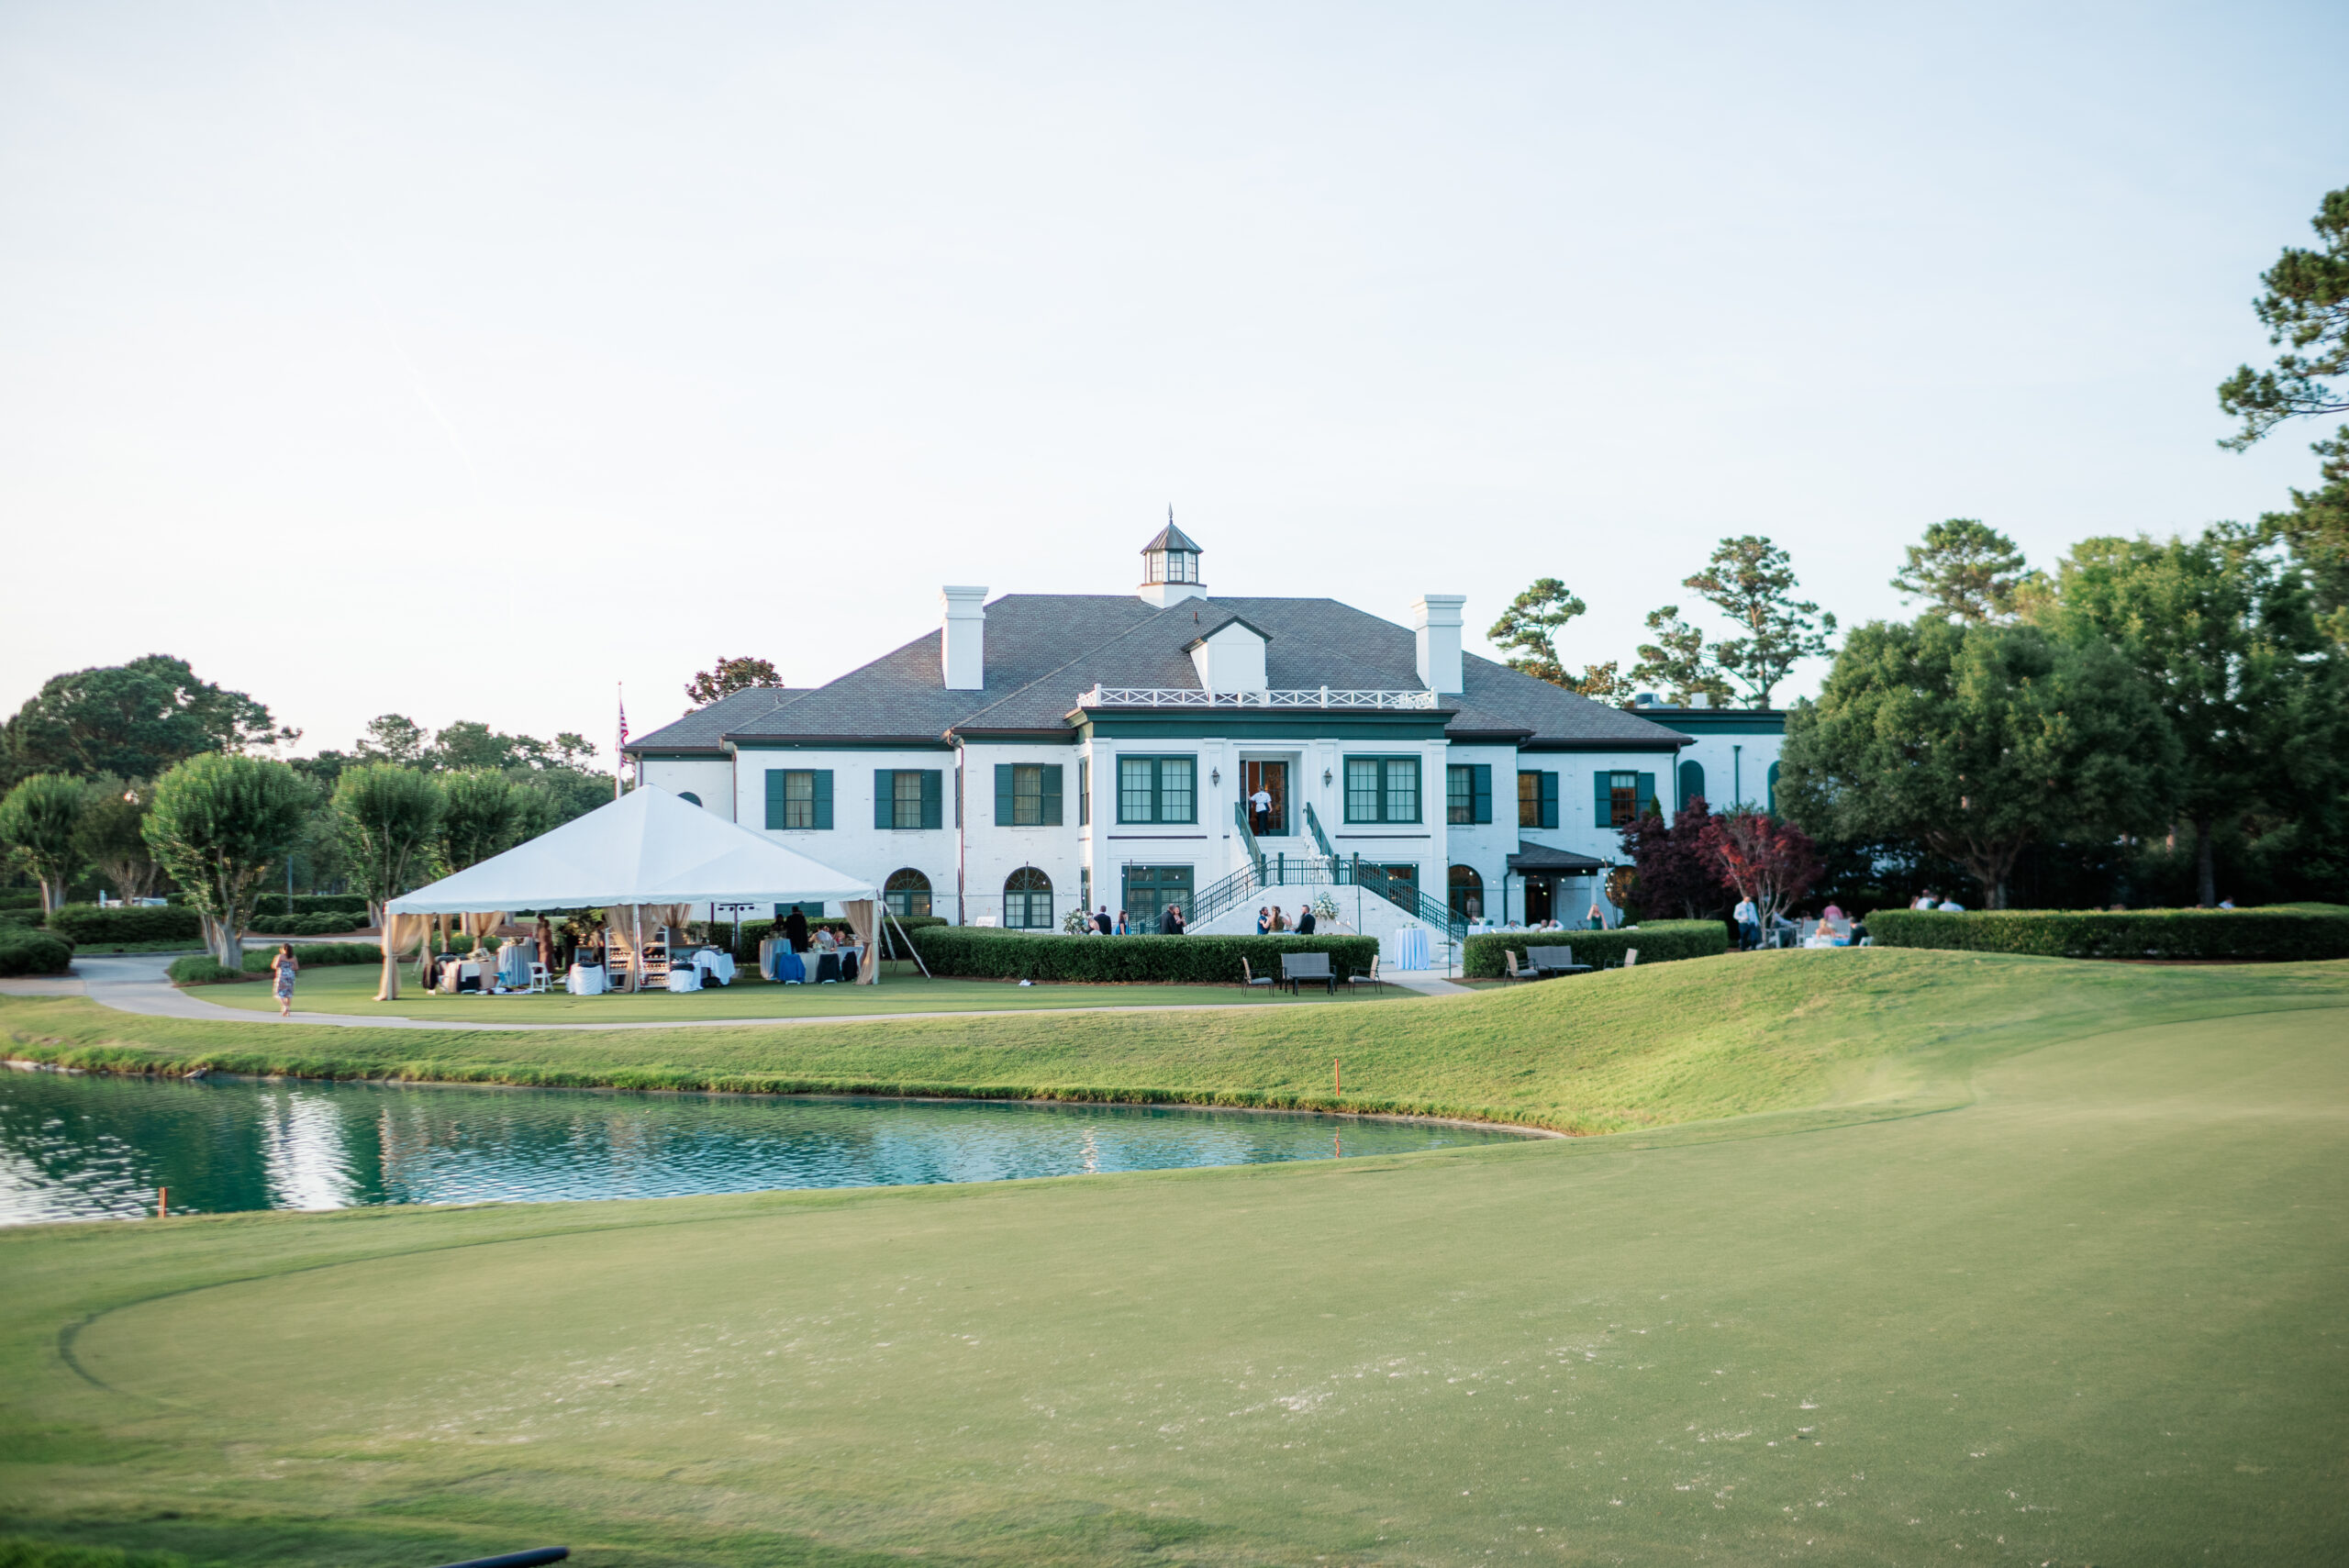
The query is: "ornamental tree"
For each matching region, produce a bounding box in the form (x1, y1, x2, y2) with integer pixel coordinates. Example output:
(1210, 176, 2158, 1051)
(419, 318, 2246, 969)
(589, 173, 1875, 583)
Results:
(71, 775, 159, 905)
(333, 764, 445, 927)
(0, 773, 88, 915)
(1618, 795, 1724, 919)
(1699, 808, 1821, 928)
(437, 769, 525, 873)
(143, 753, 312, 964)
(1629, 606, 1735, 706)
(1777, 617, 2176, 909)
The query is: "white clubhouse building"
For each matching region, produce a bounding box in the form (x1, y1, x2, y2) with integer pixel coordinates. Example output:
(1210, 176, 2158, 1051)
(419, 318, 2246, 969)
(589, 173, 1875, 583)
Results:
(627, 526, 1783, 937)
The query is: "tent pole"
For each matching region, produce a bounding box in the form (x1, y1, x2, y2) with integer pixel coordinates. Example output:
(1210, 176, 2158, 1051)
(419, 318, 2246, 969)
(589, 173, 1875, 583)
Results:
(631, 906, 643, 994)
(885, 906, 930, 978)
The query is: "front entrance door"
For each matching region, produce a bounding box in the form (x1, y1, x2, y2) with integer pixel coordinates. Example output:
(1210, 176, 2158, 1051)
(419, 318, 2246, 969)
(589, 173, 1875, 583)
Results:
(1241, 761, 1288, 837)
(1524, 875, 1554, 925)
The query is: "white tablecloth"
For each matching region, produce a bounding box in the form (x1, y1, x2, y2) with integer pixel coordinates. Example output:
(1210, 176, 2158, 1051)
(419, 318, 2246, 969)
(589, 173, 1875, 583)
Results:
(1389, 928, 1431, 971)
(665, 965, 702, 993)
(692, 950, 735, 985)
(567, 963, 607, 996)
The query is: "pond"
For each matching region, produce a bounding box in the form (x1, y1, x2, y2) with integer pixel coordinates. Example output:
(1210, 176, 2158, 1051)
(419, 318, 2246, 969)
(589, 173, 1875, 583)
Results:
(0, 1067, 1535, 1225)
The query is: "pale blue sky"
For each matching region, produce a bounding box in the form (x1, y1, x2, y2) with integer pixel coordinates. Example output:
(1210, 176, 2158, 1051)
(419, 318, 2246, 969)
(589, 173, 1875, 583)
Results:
(3, 1, 2343, 763)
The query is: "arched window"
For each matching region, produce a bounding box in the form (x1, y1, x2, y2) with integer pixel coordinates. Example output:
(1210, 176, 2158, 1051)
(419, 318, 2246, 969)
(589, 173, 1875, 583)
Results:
(1675, 761, 1704, 814)
(1766, 762, 1781, 817)
(678, 791, 703, 807)
(1003, 866, 1053, 929)
(1448, 864, 1484, 919)
(884, 867, 932, 919)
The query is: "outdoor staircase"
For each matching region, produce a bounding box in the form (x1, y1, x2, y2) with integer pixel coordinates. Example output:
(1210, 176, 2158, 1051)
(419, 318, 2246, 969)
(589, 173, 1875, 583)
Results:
(1186, 801, 1465, 963)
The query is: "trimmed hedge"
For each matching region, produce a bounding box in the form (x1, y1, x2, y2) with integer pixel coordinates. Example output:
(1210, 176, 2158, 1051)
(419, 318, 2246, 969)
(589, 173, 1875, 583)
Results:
(247, 911, 368, 936)
(0, 926, 74, 977)
(45, 905, 203, 944)
(1464, 919, 1729, 979)
(736, 913, 949, 962)
(907, 927, 1381, 984)
(1866, 907, 2349, 962)
(165, 954, 246, 984)
(169, 942, 384, 985)
(253, 893, 370, 915)
(239, 941, 384, 972)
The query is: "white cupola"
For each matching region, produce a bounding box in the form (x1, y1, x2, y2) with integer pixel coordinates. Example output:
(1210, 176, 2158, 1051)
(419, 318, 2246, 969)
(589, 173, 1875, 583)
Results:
(1138, 512, 1207, 607)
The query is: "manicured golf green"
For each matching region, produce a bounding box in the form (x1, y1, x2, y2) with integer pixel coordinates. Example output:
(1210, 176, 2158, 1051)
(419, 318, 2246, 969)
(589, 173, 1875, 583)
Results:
(1, 954, 2344, 1564)
(189, 960, 1402, 1022)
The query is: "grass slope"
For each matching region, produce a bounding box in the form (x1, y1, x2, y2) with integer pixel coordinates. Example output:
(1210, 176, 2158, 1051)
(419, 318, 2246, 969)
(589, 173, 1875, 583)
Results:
(8, 950, 2347, 1133)
(188, 962, 1400, 1021)
(0, 977, 2343, 1564)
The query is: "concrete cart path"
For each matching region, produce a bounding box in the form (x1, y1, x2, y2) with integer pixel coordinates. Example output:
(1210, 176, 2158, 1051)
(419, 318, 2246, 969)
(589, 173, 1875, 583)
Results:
(2, 954, 1472, 1031)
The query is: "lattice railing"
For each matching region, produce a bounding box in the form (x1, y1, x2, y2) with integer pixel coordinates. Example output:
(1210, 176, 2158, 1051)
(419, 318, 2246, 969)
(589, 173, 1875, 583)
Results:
(1077, 686, 1440, 710)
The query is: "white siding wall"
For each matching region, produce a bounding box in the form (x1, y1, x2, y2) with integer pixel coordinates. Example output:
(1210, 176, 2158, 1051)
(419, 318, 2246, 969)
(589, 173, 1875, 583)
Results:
(730, 749, 957, 917)
(1666, 731, 1785, 815)
(1436, 744, 1516, 923)
(959, 745, 1086, 929)
(638, 759, 735, 819)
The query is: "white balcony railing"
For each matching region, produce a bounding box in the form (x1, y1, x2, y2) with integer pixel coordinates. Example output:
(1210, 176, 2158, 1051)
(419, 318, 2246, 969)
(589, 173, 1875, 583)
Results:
(1077, 686, 1441, 710)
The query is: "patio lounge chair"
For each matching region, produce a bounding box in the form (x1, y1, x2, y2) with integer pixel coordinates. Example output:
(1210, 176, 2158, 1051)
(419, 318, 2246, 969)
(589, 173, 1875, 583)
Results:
(1241, 957, 1275, 991)
(1281, 951, 1336, 995)
(1503, 950, 1542, 983)
(1347, 956, 1386, 993)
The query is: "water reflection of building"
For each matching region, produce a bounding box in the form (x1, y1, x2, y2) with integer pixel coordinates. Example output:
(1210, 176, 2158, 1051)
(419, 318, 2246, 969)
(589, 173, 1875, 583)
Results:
(260, 1090, 358, 1211)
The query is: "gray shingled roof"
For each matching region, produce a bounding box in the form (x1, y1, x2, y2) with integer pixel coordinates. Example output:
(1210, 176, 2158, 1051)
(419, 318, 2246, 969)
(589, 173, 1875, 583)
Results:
(627, 595, 1686, 751)
(626, 686, 801, 752)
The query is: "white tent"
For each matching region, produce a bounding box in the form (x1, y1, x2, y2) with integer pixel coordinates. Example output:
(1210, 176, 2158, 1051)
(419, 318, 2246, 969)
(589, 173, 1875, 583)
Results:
(380, 786, 877, 997)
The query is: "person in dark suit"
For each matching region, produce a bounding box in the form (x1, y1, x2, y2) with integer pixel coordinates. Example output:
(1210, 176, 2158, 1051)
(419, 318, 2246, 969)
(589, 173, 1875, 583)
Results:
(1159, 903, 1186, 935)
(784, 907, 810, 952)
(1295, 906, 1317, 934)
(1093, 906, 1113, 934)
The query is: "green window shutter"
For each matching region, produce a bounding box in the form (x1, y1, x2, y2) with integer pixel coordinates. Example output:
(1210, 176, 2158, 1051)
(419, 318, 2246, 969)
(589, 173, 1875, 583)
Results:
(921, 770, 943, 829)
(874, 771, 895, 829)
(1678, 760, 1704, 812)
(1077, 759, 1089, 826)
(1766, 762, 1780, 817)
(1472, 764, 1491, 824)
(1537, 771, 1558, 828)
(764, 769, 787, 829)
(1596, 771, 1614, 828)
(995, 763, 1014, 827)
(812, 770, 832, 829)
(1041, 764, 1063, 826)
(1637, 773, 1657, 820)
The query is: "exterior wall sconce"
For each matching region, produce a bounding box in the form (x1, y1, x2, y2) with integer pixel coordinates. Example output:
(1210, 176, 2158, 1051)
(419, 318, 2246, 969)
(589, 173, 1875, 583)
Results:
(1210, 768, 1220, 786)
(1322, 768, 1333, 786)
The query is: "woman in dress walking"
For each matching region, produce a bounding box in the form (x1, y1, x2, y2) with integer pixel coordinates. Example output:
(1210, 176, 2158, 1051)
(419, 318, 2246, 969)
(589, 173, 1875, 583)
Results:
(270, 941, 299, 1018)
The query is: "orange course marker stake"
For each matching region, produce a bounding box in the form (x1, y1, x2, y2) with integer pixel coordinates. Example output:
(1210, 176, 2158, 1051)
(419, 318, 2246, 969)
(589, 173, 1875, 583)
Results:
(157, 1186, 167, 1219)
(1335, 1059, 1341, 1097)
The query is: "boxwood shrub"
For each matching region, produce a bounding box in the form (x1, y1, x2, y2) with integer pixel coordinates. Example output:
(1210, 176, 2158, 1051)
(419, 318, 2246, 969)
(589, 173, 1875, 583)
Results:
(45, 905, 203, 944)
(238, 941, 384, 972)
(246, 910, 367, 936)
(735, 914, 949, 962)
(165, 954, 246, 984)
(907, 927, 1381, 984)
(0, 926, 74, 977)
(1865, 907, 2349, 962)
(1463, 919, 1728, 979)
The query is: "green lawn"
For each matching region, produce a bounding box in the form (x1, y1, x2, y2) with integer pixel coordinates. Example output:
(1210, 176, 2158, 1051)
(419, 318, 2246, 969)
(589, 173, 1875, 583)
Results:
(0, 956, 2343, 1565)
(183, 960, 1404, 1022)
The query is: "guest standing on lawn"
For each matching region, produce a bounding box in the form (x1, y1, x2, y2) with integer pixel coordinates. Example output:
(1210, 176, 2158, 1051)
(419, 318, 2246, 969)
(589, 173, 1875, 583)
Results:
(269, 942, 299, 1018)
